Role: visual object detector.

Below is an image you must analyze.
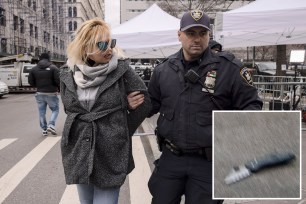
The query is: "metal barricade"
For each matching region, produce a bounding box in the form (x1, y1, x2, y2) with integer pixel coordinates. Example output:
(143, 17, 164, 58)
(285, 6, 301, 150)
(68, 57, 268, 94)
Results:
(253, 75, 306, 110)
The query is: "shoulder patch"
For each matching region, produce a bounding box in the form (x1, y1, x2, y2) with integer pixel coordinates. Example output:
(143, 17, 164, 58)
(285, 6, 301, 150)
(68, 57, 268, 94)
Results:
(240, 67, 254, 86)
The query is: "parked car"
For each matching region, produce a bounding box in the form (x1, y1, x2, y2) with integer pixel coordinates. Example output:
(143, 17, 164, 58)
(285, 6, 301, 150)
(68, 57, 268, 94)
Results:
(249, 61, 295, 76)
(0, 80, 9, 97)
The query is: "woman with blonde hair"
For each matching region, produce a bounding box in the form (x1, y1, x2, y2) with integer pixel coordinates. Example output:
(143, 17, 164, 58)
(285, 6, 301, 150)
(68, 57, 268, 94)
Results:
(60, 18, 151, 204)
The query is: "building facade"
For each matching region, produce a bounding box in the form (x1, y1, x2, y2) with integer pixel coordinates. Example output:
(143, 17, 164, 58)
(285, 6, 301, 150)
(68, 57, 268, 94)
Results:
(0, 0, 104, 61)
(66, 0, 104, 42)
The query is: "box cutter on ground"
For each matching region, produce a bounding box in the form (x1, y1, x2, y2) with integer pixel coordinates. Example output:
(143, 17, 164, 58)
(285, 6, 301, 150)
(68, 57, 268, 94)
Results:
(224, 152, 296, 185)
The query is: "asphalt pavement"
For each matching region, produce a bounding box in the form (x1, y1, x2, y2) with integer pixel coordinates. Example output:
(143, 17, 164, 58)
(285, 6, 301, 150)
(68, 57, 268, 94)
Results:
(1, 94, 305, 204)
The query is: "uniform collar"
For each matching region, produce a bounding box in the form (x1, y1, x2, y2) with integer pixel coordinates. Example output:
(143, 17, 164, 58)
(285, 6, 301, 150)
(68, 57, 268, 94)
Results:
(180, 50, 203, 67)
(168, 48, 221, 72)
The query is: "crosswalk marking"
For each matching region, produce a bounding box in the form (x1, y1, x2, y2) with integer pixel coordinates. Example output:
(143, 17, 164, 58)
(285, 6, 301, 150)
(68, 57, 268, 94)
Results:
(0, 138, 17, 151)
(0, 124, 157, 203)
(0, 136, 61, 203)
(59, 185, 80, 204)
(129, 137, 152, 204)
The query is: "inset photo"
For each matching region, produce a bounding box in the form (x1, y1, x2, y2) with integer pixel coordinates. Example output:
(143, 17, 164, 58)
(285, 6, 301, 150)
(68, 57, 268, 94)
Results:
(213, 111, 301, 200)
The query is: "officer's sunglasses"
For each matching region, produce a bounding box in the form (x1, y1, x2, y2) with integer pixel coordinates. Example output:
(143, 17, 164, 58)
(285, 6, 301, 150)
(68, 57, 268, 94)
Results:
(96, 39, 116, 51)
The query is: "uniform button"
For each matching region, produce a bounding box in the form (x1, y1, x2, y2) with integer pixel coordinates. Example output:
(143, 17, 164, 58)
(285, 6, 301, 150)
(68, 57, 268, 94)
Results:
(85, 137, 90, 142)
(162, 113, 165, 116)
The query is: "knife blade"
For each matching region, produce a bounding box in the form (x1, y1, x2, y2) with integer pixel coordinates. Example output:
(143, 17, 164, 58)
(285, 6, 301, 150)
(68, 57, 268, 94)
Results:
(224, 152, 296, 185)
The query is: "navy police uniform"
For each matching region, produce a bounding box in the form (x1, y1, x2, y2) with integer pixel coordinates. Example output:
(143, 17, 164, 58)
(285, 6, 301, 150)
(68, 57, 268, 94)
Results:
(147, 48, 263, 204)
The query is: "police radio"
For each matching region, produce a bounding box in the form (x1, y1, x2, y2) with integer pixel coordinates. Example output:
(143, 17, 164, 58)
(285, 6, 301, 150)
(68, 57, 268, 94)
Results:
(184, 69, 201, 84)
(184, 69, 223, 110)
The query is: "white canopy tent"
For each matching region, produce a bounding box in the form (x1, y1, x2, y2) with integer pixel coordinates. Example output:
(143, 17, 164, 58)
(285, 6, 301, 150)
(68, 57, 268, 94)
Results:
(214, 0, 306, 49)
(112, 4, 181, 58)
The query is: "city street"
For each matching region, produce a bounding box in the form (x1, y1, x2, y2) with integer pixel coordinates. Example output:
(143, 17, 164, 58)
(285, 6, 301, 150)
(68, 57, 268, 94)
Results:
(0, 93, 158, 204)
(0, 94, 306, 204)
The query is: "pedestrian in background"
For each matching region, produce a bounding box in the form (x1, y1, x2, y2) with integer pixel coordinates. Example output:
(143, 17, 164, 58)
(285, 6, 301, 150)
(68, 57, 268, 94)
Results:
(28, 52, 60, 136)
(60, 18, 151, 204)
(143, 67, 152, 87)
(146, 10, 263, 204)
(209, 39, 223, 53)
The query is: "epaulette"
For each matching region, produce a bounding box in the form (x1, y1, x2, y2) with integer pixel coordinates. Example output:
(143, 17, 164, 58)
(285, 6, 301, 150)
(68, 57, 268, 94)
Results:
(154, 58, 169, 68)
(161, 58, 169, 63)
(217, 51, 243, 68)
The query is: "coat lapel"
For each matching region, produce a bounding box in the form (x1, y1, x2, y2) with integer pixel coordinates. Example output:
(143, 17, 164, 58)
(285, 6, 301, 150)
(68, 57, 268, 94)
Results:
(60, 68, 79, 98)
(95, 60, 128, 99)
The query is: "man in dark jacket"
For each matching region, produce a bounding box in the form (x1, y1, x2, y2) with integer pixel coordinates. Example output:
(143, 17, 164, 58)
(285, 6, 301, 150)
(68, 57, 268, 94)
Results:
(209, 39, 223, 53)
(28, 53, 60, 136)
(147, 10, 263, 204)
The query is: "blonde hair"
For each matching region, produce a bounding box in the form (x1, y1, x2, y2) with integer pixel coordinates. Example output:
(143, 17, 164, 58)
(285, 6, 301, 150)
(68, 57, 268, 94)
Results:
(66, 18, 125, 67)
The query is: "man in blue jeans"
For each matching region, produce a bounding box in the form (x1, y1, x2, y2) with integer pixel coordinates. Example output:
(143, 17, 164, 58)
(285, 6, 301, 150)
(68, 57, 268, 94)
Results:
(28, 53, 60, 136)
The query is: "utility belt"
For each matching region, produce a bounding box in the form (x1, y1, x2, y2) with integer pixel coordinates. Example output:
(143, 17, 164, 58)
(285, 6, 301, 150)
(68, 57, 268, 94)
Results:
(155, 128, 212, 161)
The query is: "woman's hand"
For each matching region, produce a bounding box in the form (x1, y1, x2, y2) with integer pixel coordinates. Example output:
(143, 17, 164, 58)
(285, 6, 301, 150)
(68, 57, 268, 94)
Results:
(127, 91, 145, 110)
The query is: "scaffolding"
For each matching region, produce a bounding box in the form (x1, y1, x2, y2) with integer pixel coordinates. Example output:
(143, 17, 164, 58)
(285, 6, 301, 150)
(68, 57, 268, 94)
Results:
(0, 0, 68, 61)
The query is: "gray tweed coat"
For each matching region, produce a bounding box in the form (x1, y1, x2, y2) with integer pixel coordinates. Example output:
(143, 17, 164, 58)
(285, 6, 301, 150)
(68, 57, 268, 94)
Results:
(60, 59, 151, 188)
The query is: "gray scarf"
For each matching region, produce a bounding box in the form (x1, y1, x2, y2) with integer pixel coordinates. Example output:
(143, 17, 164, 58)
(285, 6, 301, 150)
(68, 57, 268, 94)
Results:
(73, 54, 118, 88)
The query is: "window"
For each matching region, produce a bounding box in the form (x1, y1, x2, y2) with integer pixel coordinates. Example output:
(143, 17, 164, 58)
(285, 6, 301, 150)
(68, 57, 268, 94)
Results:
(29, 24, 33, 36)
(60, 40, 64, 50)
(35, 26, 38, 39)
(73, 7, 77, 17)
(35, 47, 39, 56)
(13, 15, 18, 31)
(51, 0, 56, 9)
(28, 0, 31, 7)
(33, 1, 36, 11)
(43, 8, 47, 18)
(68, 7, 72, 17)
(43, 32, 50, 43)
(68, 21, 72, 31)
(1, 38, 7, 53)
(20, 18, 24, 33)
(0, 7, 6, 26)
(73, 21, 77, 31)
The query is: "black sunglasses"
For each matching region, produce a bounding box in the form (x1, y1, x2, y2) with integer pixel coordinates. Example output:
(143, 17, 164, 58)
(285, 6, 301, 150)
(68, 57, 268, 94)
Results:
(96, 39, 116, 51)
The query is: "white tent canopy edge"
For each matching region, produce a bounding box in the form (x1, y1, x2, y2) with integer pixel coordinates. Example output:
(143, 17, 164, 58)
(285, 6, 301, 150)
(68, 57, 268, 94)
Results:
(214, 0, 306, 49)
(112, 4, 181, 59)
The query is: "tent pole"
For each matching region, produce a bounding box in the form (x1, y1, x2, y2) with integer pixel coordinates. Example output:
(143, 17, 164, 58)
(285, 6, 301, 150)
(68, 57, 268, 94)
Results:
(247, 47, 249, 61)
(252, 46, 255, 67)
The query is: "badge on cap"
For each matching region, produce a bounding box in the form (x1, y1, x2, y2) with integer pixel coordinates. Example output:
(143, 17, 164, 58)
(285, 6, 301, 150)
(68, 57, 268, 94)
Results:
(240, 67, 254, 86)
(202, 70, 217, 93)
(191, 10, 203, 21)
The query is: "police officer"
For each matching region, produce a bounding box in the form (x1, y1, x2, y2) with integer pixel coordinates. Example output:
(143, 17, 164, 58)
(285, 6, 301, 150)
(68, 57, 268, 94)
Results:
(147, 10, 263, 204)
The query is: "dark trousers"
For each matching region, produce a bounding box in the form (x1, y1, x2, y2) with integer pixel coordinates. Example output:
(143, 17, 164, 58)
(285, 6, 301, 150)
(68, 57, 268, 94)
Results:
(148, 148, 223, 204)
